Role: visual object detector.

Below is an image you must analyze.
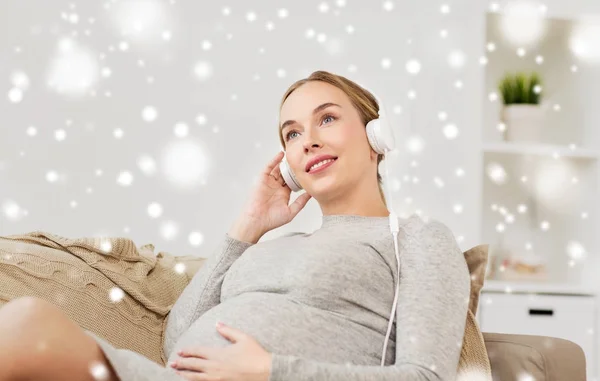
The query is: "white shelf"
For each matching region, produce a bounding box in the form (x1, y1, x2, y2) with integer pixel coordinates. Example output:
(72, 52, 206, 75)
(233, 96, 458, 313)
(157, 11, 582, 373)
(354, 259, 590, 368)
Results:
(482, 142, 600, 159)
(482, 279, 597, 296)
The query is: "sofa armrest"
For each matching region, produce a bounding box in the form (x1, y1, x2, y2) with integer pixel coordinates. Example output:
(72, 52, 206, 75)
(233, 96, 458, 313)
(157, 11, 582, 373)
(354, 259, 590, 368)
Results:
(483, 332, 587, 381)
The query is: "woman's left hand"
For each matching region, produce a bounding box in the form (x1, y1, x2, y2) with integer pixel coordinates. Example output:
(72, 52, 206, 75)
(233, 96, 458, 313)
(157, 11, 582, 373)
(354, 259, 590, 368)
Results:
(169, 322, 273, 381)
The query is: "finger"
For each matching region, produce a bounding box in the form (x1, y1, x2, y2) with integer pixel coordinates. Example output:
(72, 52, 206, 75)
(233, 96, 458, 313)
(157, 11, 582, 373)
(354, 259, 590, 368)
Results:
(269, 159, 283, 179)
(268, 172, 282, 185)
(216, 322, 245, 343)
(178, 347, 209, 359)
(172, 357, 209, 372)
(262, 151, 285, 177)
(289, 192, 312, 217)
(175, 370, 208, 381)
(271, 164, 293, 190)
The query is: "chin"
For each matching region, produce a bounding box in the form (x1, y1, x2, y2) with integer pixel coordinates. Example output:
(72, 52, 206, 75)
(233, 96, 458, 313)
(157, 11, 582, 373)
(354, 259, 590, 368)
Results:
(306, 166, 344, 190)
(305, 178, 341, 198)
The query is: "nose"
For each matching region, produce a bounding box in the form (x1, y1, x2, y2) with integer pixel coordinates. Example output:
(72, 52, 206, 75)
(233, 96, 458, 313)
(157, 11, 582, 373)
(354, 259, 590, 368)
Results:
(302, 128, 322, 152)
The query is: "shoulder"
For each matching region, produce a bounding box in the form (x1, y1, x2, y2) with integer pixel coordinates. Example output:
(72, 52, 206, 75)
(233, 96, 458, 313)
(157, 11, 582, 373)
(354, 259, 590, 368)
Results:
(398, 215, 469, 287)
(398, 214, 465, 267)
(399, 214, 457, 245)
(268, 231, 309, 242)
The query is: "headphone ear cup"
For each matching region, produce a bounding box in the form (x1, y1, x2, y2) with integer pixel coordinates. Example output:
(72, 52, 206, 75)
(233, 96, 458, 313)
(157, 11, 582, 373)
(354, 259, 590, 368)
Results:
(367, 117, 396, 154)
(279, 159, 303, 192)
(366, 119, 385, 155)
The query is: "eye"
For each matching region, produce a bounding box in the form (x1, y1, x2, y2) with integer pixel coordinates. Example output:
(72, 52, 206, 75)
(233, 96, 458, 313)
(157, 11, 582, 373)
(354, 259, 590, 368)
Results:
(285, 130, 299, 141)
(321, 113, 336, 125)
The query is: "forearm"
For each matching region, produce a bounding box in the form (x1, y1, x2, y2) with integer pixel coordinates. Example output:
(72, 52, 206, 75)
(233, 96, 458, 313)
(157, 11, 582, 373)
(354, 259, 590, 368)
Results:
(165, 233, 254, 348)
(187, 234, 254, 318)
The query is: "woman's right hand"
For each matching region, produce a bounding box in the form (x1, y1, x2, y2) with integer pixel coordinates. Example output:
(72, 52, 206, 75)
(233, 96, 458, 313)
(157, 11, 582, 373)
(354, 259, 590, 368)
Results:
(228, 151, 312, 244)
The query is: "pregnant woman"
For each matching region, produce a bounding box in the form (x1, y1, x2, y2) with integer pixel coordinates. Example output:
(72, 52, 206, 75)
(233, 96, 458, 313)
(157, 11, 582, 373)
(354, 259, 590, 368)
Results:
(0, 70, 470, 381)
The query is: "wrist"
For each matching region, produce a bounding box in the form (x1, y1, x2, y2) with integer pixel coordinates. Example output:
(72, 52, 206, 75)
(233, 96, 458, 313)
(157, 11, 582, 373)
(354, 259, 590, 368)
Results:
(228, 218, 264, 244)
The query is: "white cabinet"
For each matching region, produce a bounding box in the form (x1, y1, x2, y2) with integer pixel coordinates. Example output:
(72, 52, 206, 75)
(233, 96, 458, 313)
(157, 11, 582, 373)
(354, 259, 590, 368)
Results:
(478, 290, 597, 380)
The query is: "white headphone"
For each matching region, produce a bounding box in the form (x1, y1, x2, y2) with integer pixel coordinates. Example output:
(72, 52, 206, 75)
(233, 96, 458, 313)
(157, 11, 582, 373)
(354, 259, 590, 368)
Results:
(278, 92, 401, 366)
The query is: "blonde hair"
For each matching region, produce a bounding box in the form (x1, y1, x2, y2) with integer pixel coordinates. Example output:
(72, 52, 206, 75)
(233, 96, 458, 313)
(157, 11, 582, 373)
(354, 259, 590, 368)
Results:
(278, 70, 387, 207)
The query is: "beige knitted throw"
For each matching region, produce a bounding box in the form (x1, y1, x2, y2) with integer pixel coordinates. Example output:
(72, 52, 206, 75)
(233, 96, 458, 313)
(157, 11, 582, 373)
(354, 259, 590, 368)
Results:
(0, 231, 204, 364)
(0, 231, 492, 378)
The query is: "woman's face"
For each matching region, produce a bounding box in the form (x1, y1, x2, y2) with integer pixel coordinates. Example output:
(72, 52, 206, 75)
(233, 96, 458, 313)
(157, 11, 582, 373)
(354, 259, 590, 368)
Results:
(279, 81, 378, 200)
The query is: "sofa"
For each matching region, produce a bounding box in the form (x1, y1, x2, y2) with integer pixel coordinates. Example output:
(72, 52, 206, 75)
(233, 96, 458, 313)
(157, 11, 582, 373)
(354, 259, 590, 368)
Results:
(483, 332, 586, 380)
(0, 234, 588, 380)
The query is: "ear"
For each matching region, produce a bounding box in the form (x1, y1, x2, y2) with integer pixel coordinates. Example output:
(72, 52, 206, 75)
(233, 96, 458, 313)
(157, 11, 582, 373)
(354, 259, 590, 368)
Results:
(370, 149, 380, 162)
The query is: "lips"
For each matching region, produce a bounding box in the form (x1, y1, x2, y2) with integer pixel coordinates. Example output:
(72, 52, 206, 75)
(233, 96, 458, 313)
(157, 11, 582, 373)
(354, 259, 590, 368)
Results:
(307, 158, 337, 174)
(305, 155, 338, 172)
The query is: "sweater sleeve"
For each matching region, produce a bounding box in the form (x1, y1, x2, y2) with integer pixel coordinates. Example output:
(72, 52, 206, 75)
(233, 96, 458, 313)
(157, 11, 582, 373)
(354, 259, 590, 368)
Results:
(164, 233, 254, 352)
(268, 219, 471, 381)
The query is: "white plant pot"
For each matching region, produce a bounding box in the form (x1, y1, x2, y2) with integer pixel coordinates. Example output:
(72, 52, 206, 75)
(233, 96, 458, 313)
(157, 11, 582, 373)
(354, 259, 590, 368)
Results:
(501, 104, 544, 142)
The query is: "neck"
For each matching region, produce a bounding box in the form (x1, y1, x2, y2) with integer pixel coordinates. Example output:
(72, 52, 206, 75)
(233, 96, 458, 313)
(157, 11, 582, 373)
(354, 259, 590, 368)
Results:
(318, 177, 389, 217)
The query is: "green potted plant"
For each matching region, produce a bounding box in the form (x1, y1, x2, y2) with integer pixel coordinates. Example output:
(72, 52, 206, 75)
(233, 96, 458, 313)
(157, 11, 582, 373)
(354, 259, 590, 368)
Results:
(498, 72, 544, 142)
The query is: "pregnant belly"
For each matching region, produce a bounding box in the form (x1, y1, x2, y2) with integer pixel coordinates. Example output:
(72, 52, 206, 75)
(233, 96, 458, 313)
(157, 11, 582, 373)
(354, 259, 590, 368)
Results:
(167, 292, 388, 366)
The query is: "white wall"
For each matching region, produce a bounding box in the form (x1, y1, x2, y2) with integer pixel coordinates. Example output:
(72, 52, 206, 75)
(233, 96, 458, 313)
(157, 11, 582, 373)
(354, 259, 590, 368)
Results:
(0, 0, 489, 255)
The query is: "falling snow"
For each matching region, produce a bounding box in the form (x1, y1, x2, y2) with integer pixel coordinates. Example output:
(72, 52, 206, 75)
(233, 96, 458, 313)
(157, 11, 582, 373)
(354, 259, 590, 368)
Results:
(0, 4, 597, 338)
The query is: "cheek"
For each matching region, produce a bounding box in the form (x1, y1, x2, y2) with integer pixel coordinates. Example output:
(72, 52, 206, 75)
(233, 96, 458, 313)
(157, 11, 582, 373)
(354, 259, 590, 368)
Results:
(324, 123, 353, 147)
(338, 125, 368, 152)
(286, 150, 303, 174)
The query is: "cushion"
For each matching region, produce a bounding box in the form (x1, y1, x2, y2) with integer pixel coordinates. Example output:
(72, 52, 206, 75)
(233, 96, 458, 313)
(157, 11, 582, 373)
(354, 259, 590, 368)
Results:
(457, 245, 492, 380)
(463, 244, 489, 315)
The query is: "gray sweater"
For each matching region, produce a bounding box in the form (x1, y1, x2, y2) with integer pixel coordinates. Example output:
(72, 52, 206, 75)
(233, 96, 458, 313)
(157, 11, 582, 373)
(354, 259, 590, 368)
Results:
(88, 214, 470, 381)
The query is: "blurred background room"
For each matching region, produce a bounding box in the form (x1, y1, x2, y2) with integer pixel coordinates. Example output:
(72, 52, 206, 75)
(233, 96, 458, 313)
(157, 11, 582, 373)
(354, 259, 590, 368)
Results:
(1, 0, 599, 379)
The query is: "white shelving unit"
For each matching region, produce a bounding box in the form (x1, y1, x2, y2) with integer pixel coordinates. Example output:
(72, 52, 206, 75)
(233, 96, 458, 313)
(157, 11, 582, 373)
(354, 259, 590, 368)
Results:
(480, 10, 600, 291)
(482, 279, 596, 296)
(479, 11, 600, 380)
(482, 141, 600, 159)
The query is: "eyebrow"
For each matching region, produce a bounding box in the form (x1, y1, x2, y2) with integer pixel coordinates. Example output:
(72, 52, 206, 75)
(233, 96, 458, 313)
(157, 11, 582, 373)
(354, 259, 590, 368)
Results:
(280, 102, 341, 131)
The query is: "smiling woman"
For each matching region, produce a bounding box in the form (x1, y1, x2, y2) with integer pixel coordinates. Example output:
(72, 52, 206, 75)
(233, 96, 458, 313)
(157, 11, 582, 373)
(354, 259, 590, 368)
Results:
(277, 71, 389, 214)
(0, 70, 479, 381)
